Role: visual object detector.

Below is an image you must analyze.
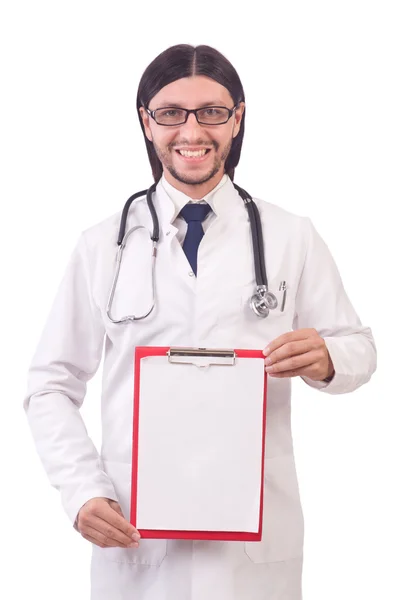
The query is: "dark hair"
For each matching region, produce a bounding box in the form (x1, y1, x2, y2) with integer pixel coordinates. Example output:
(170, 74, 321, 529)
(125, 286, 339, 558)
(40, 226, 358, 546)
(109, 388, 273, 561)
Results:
(136, 44, 246, 183)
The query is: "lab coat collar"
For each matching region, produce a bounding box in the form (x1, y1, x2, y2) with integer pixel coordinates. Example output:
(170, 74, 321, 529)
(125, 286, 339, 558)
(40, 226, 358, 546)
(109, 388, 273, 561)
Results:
(155, 172, 244, 233)
(159, 173, 228, 220)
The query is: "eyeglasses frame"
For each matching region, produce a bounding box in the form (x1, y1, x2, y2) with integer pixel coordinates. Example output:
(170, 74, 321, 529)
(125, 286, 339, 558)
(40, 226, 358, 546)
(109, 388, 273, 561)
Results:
(145, 104, 239, 126)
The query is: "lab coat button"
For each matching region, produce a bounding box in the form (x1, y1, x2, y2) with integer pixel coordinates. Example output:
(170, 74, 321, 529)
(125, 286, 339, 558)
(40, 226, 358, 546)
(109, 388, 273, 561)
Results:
(188, 271, 194, 277)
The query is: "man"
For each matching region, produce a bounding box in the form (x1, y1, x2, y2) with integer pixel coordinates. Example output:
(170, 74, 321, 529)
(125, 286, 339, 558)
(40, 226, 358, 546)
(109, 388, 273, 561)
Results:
(24, 44, 376, 600)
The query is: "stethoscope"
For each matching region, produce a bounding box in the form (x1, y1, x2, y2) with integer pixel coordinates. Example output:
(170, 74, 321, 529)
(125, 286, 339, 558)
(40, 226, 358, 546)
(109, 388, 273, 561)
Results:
(106, 182, 278, 324)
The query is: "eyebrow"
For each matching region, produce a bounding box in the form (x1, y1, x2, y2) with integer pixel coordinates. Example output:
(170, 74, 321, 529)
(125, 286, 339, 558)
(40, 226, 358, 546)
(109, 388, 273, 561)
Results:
(155, 100, 228, 109)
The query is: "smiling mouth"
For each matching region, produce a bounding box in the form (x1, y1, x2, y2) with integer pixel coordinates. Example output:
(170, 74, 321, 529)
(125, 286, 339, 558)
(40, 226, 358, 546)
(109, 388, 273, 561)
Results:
(175, 148, 211, 158)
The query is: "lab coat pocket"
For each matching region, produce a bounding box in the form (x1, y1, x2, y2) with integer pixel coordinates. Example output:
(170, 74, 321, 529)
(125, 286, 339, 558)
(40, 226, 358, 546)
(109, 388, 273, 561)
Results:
(256, 279, 292, 319)
(94, 539, 168, 567)
(244, 454, 304, 564)
(238, 280, 295, 345)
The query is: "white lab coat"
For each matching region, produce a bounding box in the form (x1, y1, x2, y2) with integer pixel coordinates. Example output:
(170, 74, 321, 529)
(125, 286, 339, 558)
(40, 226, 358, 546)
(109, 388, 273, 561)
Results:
(24, 175, 376, 600)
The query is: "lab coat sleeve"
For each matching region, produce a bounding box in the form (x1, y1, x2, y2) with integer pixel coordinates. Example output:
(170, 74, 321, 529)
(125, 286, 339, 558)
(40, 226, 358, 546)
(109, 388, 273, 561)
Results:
(23, 234, 119, 525)
(293, 217, 377, 394)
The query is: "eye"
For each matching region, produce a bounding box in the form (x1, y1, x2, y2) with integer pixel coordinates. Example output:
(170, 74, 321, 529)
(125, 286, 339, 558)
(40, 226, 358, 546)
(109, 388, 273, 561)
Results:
(154, 108, 186, 125)
(204, 108, 222, 116)
(157, 108, 184, 118)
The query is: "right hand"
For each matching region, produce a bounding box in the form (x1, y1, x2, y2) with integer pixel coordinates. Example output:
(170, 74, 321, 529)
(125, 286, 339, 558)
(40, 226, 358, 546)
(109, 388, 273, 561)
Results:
(76, 497, 141, 549)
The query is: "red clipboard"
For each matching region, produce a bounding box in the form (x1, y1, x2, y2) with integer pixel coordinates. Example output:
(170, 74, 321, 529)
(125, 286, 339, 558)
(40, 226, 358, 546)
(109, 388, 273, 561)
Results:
(130, 346, 267, 541)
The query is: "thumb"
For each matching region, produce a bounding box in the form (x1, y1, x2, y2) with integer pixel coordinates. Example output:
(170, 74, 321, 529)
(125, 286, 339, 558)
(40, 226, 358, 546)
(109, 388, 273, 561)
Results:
(109, 499, 125, 518)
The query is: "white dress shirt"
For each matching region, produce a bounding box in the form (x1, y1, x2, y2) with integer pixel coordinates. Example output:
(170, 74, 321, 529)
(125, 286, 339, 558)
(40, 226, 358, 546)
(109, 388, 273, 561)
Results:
(159, 173, 228, 245)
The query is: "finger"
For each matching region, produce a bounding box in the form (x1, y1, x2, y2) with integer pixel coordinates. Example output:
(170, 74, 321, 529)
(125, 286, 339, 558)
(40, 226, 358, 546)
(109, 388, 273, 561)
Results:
(94, 502, 140, 539)
(263, 328, 317, 356)
(109, 501, 134, 526)
(80, 514, 140, 546)
(266, 350, 319, 374)
(80, 531, 139, 549)
(80, 524, 139, 548)
(110, 500, 123, 515)
(264, 339, 315, 366)
(268, 361, 322, 379)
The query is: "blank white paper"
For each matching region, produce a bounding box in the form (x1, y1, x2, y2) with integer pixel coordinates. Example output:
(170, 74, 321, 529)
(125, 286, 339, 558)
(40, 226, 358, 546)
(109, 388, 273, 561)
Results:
(135, 355, 265, 533)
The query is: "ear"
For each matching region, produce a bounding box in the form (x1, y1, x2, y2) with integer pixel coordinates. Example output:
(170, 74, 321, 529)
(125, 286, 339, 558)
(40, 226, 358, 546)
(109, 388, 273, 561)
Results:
(139, 106, 153, 142)
(232, 102, 245, 138)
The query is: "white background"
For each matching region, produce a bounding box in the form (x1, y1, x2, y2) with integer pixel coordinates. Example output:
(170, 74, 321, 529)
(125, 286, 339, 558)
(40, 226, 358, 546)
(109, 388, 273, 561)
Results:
(0, 1, 396, 598)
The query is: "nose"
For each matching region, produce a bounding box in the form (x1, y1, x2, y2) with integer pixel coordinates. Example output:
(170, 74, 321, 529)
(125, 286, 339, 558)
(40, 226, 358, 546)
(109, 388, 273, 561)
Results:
(179, 111, 203, 138)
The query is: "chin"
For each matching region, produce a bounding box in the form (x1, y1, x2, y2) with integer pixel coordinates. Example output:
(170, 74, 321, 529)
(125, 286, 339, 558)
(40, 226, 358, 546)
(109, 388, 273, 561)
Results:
(170, 164, 221, 186)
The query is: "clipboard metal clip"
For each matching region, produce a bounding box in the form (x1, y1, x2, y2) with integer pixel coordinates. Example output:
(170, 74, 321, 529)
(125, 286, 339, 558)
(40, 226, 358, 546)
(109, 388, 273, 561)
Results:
(167, 347, 236, 366)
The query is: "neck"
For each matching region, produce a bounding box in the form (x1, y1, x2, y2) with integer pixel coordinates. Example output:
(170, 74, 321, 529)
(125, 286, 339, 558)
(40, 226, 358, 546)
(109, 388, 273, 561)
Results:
(163, 169, 225, 199)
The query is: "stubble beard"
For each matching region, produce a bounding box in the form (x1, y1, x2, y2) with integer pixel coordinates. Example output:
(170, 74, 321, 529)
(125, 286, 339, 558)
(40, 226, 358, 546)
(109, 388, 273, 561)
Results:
(153, 139, 233, 186)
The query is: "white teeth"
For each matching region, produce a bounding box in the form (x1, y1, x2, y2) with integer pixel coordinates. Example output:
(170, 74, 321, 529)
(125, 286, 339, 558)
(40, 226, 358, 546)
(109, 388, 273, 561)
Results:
(179, 149, 207, 157)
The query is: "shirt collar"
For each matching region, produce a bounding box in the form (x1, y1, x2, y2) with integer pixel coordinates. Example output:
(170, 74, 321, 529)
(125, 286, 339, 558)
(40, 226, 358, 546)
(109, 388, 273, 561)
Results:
(159, 173, 229, 221)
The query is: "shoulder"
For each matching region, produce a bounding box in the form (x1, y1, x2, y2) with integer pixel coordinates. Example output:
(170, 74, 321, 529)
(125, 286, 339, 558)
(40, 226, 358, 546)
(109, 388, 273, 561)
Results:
(79, 193, 148, 252)
(252, 195, 309, 234)
(253, 196, 335, 264)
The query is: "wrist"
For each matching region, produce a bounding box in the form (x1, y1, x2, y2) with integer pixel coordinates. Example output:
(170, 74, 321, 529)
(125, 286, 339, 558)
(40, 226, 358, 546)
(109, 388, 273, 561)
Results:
(322, 350, 335, 382)
(323, 368, 335, 383)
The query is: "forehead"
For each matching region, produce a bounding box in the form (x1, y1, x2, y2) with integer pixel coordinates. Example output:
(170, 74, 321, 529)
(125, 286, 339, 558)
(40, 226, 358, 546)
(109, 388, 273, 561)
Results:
(150, 76, 234, 108)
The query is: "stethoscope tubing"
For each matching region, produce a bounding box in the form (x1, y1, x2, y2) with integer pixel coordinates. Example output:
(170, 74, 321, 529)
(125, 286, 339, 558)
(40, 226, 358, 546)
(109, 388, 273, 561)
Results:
(111, 180, 275, 321)
(232, 183, 267, 289)
(117, 184, 267, 291)
(117, 183, 159, 245)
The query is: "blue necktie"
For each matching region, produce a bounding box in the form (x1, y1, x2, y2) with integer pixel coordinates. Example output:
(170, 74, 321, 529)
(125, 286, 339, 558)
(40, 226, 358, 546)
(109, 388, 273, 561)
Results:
(179, 203, 211, 276)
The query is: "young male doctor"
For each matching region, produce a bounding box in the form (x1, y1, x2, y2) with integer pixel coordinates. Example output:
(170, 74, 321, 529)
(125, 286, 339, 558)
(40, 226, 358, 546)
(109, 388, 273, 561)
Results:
(24, 44, 377, 600)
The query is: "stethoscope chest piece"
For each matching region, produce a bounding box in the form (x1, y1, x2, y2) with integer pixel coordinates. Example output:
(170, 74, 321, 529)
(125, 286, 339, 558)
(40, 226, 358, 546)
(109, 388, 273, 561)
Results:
(250, 286, 278, 318)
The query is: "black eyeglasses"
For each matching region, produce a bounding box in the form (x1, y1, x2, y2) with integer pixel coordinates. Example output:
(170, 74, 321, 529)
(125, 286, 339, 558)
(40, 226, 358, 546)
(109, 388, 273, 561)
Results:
(146, 105, 238, 126)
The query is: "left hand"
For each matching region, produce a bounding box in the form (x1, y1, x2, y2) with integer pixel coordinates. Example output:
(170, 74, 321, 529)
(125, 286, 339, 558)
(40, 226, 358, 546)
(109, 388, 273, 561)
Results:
(263, 328, 335, 381)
